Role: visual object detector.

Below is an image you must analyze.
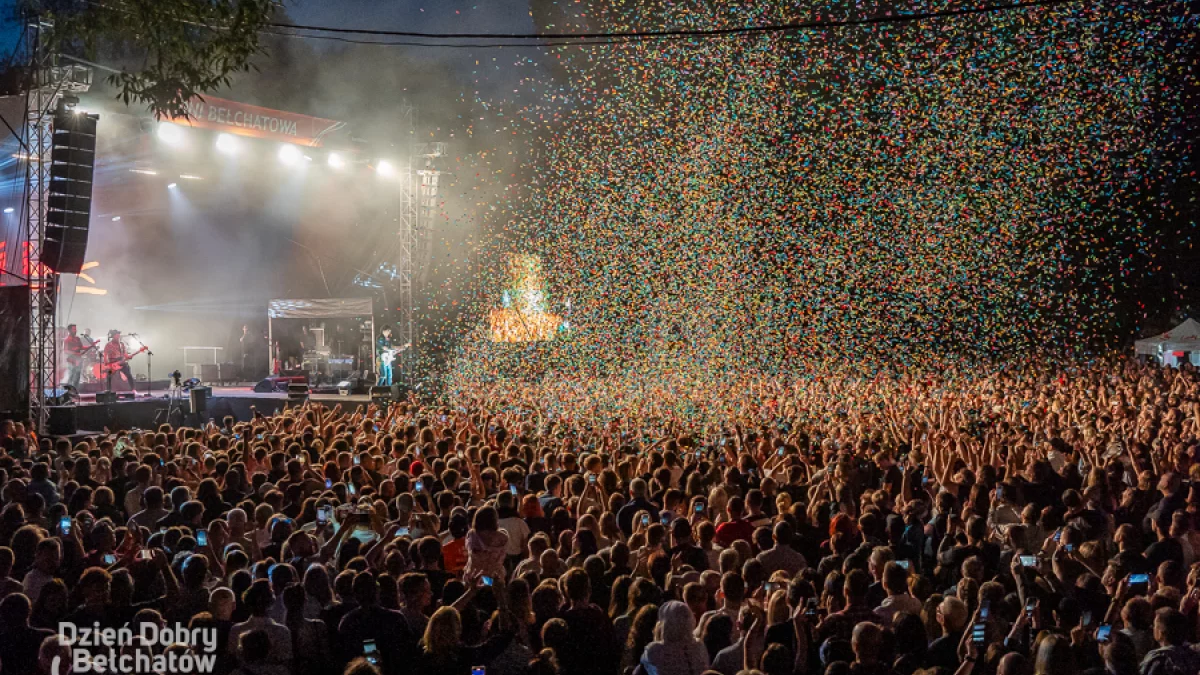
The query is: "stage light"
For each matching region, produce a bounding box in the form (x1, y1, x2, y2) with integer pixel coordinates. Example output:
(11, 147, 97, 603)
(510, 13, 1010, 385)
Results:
(328, 153, 346, 169)
(129, 168, 158, 176)
(156, 122, 184, 145)
(376, 160, 395, 177)
(2, 207, 13, 214)
(167, 182, 178, 189)
(278, 143, 302, 166)
(215, 133, 240, 155)
(179, 174, 203, 180)
(111, 216, 121, 221)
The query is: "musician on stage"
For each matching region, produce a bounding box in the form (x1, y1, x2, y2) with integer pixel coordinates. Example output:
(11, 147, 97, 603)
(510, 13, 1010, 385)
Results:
(63, 324, 87, 388)
(102, 330, 134, 392)
(376, 325, 409, 386)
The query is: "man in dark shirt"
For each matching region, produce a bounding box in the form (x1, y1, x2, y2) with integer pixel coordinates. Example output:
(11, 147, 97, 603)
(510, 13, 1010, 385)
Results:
(817, 570, 878, 645)
(617, 478, 660, 536)
(337, 572, 416, 675)
(0, 593, 55, 675)
(558, 569, 618, 675)
(927, 596, 969, 670)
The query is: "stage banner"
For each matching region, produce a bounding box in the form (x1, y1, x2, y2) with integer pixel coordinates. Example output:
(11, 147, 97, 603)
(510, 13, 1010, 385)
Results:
(173, 96, 345, 147)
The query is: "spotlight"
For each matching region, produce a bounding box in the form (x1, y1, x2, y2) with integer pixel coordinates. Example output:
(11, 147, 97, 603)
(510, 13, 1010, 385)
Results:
(278, 144, 302, 166)
(328, 153, 345, 169)
(215, 133, 240, 155)
(167, 182, 178, 189)
(376, 160, 395, 177)
(156, 123, 184, 145)
(2, 207, 13, 214)
(111, 216, 121, 221)
(129, 168, 158, 176)
(179, 174, 203, 180)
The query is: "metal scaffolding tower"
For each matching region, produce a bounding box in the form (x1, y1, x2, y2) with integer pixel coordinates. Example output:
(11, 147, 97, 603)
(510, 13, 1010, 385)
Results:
(22, 21, 91, 432)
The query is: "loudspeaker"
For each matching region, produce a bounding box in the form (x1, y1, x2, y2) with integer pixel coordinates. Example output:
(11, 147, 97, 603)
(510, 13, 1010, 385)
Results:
(369, 385, 392, 404)
(47, 406, 77, 436)
(44, 107, 98, 274)
(190, 386, 211, 414)
(253, 378, 275, 393)
(287, 382, 309, 403)
(95, 391, 117, 404)
(0, 287, 30, 415)
(199, 363, 219, 383)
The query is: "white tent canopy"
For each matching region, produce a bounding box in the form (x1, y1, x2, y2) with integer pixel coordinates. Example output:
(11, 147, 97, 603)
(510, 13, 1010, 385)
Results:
(1134, 318, 1200, 356)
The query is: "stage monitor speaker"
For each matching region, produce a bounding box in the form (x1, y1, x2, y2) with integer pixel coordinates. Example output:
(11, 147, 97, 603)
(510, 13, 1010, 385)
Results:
(47, 406, 77, 436)
(253, 378, 275, 393)
(199, 363, 219, 383)
(287, 382, 309, 403)
(95, 391, 117, 404)
(0, 287, 30, 415)
(44, 107, 98, 274)
(190, 386, 211, 414)
(369, 386, 393, 404)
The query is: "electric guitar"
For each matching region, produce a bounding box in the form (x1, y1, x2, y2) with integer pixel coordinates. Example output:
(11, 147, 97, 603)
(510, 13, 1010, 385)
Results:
(380, 343, 411, 364)
(103, 345, 149, 372)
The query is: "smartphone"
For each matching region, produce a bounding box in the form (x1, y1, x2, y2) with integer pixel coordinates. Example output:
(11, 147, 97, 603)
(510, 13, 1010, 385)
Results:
(641, 514, 650, 526)
(362, 640, 379, 665)
(509, 485, 518, 495)
(472, 668, 486, 675)
(1081, 610, 1093, 627)
(661, 512, 672, 525)
(979, 602, 990, 620)
(1025, 598, 1036, 616)
(588, 474, 597, 484)
(481, 576, 494, 587)
(317, 506, 330, 524)
(415, 482, 423, 492)
(299, 455, 306, 465)
(1053, 529, 1062, 543)
(325, 478, 333, 490)
(694, 502, 704, 513)
(196, 529, 208, 547)
(777, 447, 784, 457)
(763, 582, 777, 595)
(1064, 543, 1075, 553)
(136, 549, 153, 561)
(895, 559, 910, 570)
(1019, 555, 1038, 568)
(804, 597, 819, 618)
(354, 455, 361, 465)
(103, 553, 117, 565)
(1096, 624, 1112, 643)
(1128, 573, 1150, 594)
(59, 516, 71, 536)
(347, 483, 357, 496)
(971, 621, 986, 645)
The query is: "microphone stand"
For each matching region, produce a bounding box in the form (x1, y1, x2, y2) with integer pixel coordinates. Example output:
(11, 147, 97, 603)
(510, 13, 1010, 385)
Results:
(146, 349, 154, 399)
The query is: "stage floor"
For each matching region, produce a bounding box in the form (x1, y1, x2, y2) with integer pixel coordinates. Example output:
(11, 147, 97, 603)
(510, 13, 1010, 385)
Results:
(76, 385, 371, 404)
(64, 385, 373, 435)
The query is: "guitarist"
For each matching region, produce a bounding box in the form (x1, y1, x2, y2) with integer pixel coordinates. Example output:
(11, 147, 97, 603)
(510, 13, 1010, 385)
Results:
(102, 330, 135, 392)
(376, 325, 410, 386)
(63, 324, 90, 387)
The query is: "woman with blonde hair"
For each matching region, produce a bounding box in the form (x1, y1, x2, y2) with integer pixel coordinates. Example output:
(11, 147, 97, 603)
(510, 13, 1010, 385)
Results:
(419, 605, 518, 675)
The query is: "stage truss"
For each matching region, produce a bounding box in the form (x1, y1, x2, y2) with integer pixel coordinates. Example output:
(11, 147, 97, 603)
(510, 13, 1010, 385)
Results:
(22, 20, 91, 432)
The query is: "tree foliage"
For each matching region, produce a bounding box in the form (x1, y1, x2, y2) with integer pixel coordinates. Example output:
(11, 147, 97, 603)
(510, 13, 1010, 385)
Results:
(33, 0, 281, 119)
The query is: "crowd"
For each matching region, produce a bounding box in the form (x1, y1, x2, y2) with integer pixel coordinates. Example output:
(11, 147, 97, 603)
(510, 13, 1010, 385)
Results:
(0, 358, 1198, 675)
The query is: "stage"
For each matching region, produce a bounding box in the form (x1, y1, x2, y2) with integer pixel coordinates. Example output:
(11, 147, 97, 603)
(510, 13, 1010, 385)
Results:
(57, 385, 373, 435)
